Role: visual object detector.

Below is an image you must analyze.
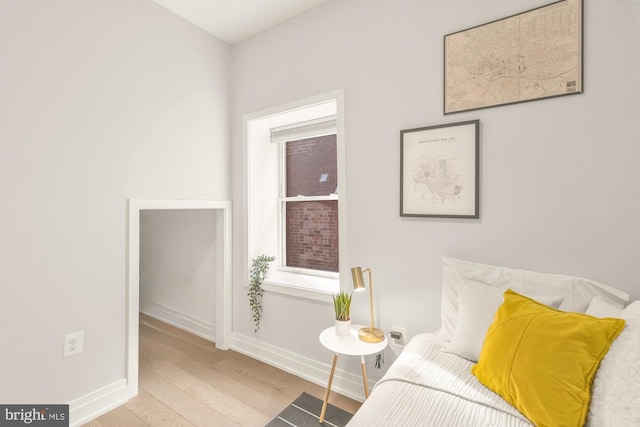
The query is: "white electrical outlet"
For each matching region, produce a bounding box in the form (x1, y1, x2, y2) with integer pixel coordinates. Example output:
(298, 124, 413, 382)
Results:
(390, 326, 407, 348)
(63, 331, 84, 358)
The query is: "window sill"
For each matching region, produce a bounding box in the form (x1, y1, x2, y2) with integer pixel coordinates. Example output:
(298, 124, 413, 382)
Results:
(262, 270, 338, 302)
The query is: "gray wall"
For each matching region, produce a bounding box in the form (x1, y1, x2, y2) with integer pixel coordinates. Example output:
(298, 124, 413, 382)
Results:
(140, 209, 217, 340)
(0, 0, 230, 404)
(231, 0, 640, 382)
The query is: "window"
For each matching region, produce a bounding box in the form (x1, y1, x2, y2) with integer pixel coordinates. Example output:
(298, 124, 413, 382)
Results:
(245, 91, 346, 299)
(281, 133, 339, 273)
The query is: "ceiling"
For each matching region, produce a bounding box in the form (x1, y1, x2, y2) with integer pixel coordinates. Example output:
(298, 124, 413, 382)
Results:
(151, 0, 329, 45)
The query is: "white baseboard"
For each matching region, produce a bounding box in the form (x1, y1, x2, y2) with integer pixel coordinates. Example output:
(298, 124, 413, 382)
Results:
(69, 379, 129, 427)
(140, 300, 216, 342)
(231, 332, 373, 403)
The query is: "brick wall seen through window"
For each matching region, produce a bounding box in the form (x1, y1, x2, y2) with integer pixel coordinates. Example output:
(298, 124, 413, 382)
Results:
(284, 134, 338, 272)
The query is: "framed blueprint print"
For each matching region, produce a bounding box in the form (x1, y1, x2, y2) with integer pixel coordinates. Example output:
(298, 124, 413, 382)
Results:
(400, 120, 479, 218)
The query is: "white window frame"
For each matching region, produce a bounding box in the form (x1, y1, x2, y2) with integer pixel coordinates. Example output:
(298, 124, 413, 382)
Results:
(277, 122, 339, 279)
(244, 90, 347, 301)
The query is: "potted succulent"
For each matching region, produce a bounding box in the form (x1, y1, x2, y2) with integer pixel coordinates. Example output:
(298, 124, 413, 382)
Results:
(332, 291, 353, 336)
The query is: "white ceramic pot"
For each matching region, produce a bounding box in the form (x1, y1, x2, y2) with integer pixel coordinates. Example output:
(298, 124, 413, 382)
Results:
(334, 319, 351, 336)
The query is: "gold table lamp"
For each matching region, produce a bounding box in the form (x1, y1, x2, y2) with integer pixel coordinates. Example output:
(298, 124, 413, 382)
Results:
(351, 266, 385, 343)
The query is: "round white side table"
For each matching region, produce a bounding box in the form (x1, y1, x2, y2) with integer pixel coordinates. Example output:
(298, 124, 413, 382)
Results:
(318, 324, 388, 423)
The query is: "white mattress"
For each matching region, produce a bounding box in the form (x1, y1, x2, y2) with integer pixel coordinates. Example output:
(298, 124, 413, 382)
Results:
(347, 333, 533, 427)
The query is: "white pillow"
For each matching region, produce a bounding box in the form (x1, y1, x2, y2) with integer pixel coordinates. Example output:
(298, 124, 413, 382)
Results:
(587, 301, 640, 426)
(586, 296, 624, 318)
(439, 256, 629, 341)
(446, 281, 564, 361)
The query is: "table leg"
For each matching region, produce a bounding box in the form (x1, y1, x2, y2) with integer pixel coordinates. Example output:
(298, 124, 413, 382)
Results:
(360, 355, 370, 398)
(320, 354, 338, 423)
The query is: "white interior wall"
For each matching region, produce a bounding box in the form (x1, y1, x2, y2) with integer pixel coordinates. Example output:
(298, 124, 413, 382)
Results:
(0, 0, 230, 407)
(140, 209, 217, 340)
(1, 0, 638, 416)
(231, 0, 640, 386)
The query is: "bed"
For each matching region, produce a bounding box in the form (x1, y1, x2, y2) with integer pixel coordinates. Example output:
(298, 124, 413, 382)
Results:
(347, 257, 640, 427)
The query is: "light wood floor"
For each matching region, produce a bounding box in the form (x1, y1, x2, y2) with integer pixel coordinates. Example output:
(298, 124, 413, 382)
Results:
(83, 314, 361, 426)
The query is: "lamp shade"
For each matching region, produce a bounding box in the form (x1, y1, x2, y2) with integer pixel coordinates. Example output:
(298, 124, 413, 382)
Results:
(351, 267, 366, 291)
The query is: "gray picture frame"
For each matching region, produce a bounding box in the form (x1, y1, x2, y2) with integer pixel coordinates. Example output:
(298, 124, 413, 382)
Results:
(444, 0, 583, 114)
(400, 120, 479, 218)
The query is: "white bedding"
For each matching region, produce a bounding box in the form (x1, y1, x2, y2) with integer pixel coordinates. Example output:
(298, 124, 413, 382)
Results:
(348, 257, 638, 426)
(347, 333, 533, 427)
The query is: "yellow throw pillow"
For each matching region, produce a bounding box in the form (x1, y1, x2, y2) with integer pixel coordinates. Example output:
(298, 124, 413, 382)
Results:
(472, 289, 625, 427)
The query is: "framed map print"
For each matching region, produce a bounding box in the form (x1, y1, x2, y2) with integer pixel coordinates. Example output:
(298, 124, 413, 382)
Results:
(400, 120, 479, 218)
(444, 0, 583, 114)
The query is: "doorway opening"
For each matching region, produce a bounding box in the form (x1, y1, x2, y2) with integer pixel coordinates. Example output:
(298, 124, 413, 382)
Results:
(126, 199, 232, 398)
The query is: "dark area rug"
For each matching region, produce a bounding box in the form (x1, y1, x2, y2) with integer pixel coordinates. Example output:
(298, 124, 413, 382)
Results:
(265, 392, 353, 427)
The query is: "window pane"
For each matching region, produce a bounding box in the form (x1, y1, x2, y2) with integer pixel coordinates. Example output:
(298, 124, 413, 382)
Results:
(286, 135, 337, 197)
(285, 200, 339, 272)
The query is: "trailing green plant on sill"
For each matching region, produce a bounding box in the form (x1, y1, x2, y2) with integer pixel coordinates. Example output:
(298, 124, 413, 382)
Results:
(332, 291, 352, 321)
(248, 254, 275, 332)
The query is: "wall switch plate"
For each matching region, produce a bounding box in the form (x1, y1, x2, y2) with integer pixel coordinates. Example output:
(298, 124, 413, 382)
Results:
(63, 331, 84, 358)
